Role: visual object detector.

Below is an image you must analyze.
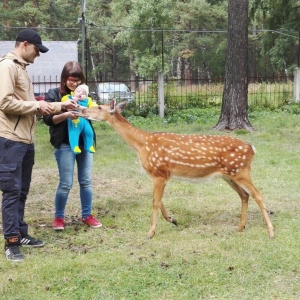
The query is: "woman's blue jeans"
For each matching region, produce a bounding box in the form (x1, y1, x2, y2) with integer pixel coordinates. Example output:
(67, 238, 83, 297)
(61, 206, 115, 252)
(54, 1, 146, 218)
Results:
(54, 143, 94, 219)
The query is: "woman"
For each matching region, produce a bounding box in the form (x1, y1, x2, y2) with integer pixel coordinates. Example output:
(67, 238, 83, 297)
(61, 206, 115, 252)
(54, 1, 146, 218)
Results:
(43, 61, 102, 230)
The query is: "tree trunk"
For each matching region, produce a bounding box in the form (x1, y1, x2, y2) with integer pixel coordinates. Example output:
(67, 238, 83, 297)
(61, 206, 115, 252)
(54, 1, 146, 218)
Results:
(177, 56, 182, 80)
(214, 0, 253, 131)
(184, 58, 191, 85)
(129, 45, 136, 93)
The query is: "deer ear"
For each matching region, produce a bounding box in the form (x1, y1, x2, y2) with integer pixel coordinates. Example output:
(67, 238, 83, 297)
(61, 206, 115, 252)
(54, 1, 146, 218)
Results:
(109, 99, 117, 109)
(116, 101, 127, 113)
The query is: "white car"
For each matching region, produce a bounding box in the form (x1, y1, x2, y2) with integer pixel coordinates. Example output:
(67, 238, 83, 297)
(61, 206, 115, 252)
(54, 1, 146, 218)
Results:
(96, 82, 134, 103)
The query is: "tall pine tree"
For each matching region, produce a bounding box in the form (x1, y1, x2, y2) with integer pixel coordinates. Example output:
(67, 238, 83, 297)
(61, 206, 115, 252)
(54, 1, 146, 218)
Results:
(214, 0, 253, 131)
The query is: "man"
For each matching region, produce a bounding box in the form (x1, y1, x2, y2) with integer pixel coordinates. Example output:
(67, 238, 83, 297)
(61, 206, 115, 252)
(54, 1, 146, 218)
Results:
(0, 29, 77, 262)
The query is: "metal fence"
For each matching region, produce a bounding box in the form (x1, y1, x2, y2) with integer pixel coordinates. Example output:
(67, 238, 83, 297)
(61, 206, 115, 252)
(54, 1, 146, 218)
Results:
(33, 75, 294, 111)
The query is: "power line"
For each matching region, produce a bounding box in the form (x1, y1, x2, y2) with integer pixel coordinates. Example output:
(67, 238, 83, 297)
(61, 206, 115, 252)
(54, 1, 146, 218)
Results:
(87, 25, 227, 33)
(0, 25, 298, 40)
(256, 29, 299, 40)
(0, 26, 79, 30)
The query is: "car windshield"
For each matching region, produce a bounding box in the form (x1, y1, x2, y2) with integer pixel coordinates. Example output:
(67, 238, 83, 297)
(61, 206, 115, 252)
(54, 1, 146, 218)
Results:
(106, 84, 128, 92)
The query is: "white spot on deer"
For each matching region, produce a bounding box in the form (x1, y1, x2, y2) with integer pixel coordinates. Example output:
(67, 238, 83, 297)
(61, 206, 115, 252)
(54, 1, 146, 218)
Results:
(205, 163, 214, 167)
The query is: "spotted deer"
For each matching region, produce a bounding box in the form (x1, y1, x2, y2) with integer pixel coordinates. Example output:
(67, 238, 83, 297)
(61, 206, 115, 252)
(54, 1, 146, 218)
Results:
(82, 99, 274, 239)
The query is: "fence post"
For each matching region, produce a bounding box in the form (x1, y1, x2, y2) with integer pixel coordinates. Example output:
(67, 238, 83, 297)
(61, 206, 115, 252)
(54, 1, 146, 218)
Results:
(158, 71, 164, 118)
(294, 67, 300, 102)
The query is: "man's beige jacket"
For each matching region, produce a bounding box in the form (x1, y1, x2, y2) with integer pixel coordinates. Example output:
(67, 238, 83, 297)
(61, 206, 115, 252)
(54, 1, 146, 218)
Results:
(0, 51, 63, 144)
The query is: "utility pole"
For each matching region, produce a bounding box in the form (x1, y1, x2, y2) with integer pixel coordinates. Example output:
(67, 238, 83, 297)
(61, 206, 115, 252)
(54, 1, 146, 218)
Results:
(158, 29, 165, 118)
(81, 0, 86, 69)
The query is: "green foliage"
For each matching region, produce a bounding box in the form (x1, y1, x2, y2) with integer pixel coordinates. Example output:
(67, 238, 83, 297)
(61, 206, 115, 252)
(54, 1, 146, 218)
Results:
(249, 0, 300, 76)
(0, 0, 81, 41)
(0, 0, 299, 81)
(281, 102, 300, 115)
(164, 107, 220, 124)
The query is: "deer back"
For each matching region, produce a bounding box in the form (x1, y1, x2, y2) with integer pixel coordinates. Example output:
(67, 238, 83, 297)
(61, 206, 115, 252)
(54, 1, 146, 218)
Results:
(82, 101, 255, 180)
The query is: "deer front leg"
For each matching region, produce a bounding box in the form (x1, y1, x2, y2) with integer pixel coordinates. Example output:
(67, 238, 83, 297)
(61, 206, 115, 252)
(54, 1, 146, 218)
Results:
(147, 176, 174, 238)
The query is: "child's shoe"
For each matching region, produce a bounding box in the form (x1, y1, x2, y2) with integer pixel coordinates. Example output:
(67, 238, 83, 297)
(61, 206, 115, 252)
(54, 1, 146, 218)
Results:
(74, 146, 81, 154)
(89, 146, 95, 153)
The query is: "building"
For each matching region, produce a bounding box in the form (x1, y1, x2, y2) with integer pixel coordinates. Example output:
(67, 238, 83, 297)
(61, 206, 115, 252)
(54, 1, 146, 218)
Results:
(0, 41, 78, 95)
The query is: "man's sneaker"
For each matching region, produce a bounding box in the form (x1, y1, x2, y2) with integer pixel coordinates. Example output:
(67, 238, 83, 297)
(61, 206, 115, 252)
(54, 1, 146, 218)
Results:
(4, 236, 24, 262)
(82, 215, 102, 228)
(53, 217, 65, 231)
(5, 245, 24, 262)
(20, 235, 45, 248)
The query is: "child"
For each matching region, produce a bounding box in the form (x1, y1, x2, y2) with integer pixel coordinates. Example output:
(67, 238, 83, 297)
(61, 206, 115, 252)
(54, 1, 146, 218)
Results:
(62, 84, 97, 154)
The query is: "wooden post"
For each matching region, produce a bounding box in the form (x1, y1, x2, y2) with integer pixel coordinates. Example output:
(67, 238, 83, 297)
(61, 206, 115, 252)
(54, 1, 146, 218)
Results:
(294, 67, 300, 102)
(158, 71, 164, 118)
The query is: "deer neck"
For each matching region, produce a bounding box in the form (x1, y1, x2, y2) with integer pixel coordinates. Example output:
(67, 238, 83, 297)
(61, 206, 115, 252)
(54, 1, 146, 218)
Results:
(107, 112, 147, 151)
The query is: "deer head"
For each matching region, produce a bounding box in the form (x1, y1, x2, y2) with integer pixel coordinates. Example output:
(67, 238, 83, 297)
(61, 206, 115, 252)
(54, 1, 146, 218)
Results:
(82, 99, 126, 121)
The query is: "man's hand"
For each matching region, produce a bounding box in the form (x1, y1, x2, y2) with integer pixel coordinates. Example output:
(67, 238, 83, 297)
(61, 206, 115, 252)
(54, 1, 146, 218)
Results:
(70, 96, 79, 101)
(61, 100, 78, 111)
(74, 105, 86, 112)
(38, 101, 55, 115)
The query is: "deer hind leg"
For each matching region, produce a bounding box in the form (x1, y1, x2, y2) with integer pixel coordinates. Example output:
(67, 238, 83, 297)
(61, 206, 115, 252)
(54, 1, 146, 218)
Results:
(232, 173, 274, 238)
(147, 176, 175, 238)
(223, 176, 250, 232)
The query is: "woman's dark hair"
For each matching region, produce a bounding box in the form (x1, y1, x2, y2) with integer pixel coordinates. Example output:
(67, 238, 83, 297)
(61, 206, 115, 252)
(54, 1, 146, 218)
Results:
(59, 61, 86, 95)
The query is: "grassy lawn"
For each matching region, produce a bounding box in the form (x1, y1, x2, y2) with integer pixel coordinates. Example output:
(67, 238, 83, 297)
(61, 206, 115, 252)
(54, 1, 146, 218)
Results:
(1, 107, 300, 299)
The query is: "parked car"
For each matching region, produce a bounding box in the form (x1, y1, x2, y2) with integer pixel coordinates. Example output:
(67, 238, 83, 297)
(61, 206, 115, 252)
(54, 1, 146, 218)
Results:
(96, 82, 134, 103)
(34, 93, 45, 101)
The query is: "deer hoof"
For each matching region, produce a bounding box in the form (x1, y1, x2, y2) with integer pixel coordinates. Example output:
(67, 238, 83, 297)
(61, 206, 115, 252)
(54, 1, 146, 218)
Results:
(146, 231, 155, 239)
(237, 225, 245, 232)
(171, 218, 178, 226)
(268, 229, 275, 239)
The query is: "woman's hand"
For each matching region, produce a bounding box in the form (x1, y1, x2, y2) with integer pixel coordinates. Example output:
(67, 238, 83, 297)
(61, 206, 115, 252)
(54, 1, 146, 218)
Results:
(68, 111, 79, 120)
(61, 100, 78, 111)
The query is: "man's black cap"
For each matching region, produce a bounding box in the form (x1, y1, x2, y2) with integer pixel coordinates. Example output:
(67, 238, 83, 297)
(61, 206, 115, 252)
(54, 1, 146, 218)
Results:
(16, 29, 49, 53)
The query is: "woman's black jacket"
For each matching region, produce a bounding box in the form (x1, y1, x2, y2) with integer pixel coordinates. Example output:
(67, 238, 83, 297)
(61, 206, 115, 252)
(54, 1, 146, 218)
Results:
(43, 88, 96, 149)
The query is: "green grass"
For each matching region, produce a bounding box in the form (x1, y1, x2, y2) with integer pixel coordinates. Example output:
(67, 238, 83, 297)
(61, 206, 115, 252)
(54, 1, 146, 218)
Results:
(1, 109, 300, 299)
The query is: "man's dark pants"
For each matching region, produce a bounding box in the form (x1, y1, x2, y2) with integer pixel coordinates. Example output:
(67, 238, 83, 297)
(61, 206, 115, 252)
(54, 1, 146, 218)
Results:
(0, 137, 34, 239)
